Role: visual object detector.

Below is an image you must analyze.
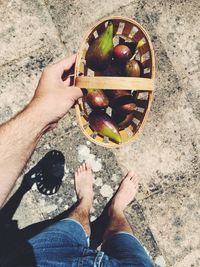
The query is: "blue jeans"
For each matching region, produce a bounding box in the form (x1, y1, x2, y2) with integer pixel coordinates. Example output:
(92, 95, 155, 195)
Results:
(3, 219, 154, 266)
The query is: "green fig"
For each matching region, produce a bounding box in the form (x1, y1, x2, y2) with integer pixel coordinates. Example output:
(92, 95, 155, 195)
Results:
(125, 59, 141, 77)
(111, 95, 136, 114)
(86, 22, 113, 72)
(88, 110, 122, 143)
(86, 89, 109, 109)
(112, 110, 134, 130)
(113, 44, 132, 63)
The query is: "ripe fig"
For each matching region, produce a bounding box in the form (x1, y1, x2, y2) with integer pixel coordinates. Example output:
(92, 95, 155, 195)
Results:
(102, 60, 124, 77)
(105, 89, 131, 100)
(86, 89, 109, 109)
(113, 44, 132, 63)
(112, 110, 135, 130)
(88, 110, 122, 143)
(111, 95, 136, 114)
(125, 59, 141, 77)
(118, 37, 137, 54)
(85, 22, 113, 72)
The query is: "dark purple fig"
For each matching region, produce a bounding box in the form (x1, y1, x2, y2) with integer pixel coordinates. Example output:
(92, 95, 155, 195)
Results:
(112, 110, 135, 130)
(85, 22, 113, 72)
(86, 89, 109, 109)
(88, 110, 122, 143)
(119, 38, 137, 54)
(111, 95, 136, 114)
(113, 44, 132, 63)
(102, 60, 125, 77)
(125, 59, 141, 77)
(105, 89, 131, 100)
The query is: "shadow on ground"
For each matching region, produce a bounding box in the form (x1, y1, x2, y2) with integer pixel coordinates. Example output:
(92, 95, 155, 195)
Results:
(0, 150, 114, 265)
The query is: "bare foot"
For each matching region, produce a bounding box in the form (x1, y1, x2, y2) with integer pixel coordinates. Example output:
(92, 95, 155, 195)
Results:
(75, 162, 94, 210)
(110, 171, 140, 213)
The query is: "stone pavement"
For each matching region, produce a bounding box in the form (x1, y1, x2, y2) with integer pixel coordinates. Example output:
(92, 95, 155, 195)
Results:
(0, 0, 200, 266)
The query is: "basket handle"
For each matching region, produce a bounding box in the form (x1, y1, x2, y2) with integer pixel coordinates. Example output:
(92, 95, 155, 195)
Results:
(75, 76, 154, 91)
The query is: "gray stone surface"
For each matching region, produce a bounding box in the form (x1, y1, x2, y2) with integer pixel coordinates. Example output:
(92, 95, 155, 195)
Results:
(141, 177, 200, 267)
(0, 0, 63, 66)
(125, 202, 162, 262)
(0, 0, 199, 266)
(45, 0, 136, 53)
(0, 45, 64, 123)
(13, 190, 44, 229)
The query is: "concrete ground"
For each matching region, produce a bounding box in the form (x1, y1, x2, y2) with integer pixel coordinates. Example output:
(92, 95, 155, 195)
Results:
(0, 0, 200, 266)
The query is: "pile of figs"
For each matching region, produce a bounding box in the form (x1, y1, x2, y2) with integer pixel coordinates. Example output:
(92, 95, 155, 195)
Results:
(84, 21, 144, 144)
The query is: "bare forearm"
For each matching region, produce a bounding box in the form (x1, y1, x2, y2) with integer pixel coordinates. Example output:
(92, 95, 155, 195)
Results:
(0, 55, 82, 208)
(0, 101, 50, 207)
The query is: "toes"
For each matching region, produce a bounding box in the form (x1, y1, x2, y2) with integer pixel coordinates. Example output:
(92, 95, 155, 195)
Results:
(86, 162, 92, 171)
(78, 166, 82, 174)
(131, 174, 140, 183)
(75, 163, 90, 176)
(83, 162, 86, 171)
(80, 164, 83, 172)
(124, 170, 135, 180)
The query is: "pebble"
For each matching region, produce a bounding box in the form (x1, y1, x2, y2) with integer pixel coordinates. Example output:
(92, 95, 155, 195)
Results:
(155, 255, 166, 267)
(100, 184, 113, 198)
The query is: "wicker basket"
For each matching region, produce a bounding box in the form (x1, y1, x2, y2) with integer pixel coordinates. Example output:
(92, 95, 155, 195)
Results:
(74, 16, 155, 148)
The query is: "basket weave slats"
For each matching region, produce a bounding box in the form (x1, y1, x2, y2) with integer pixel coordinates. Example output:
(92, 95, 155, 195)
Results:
(142, 59, 152, 69)
(134, 99, 149, 108)
(132, 29, 144, 42)
(113, 21, 120, 36)
(74, 16, 155, 148)
(122, 22, 133, 35)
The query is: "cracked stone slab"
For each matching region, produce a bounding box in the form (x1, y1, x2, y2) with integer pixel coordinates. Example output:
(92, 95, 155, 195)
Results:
(0, 0, 63, 65)
(13, 190, 44, 229)
(141, 177, 200, 267)
(0, 45, 64, 124)
(45, 0, 140, 53)
(125, 202, 166, 266)
(142, 0, 200, 90)
(108, 3, 200, 199)
(141, 0, 200, 123)
(2, 177, 44, 230)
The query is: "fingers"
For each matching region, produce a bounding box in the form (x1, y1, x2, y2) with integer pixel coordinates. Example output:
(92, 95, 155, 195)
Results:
(56, 54, 76, 71)
(65, 86, 83, 99)
(63, 76, 71, 86)
(44, 55, 76, 79)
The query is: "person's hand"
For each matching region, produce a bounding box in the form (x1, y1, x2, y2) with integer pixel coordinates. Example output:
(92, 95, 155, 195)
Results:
(30, 55, 83, 124)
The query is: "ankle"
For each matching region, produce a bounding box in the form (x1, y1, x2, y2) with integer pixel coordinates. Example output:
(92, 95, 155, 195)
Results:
(108, 203, 124, 218)
(78, 198, 93, 213)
